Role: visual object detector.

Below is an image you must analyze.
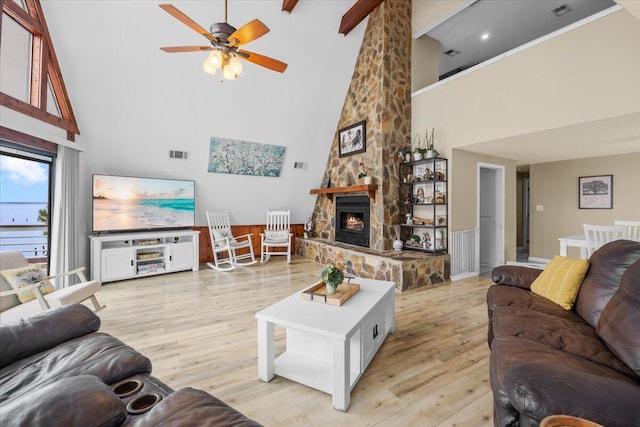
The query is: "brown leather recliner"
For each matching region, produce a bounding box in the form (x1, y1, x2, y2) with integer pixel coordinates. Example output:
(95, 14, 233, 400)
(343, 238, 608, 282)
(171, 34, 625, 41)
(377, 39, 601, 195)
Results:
(0, 304, 262, 427)
(487, 239, 640, 427)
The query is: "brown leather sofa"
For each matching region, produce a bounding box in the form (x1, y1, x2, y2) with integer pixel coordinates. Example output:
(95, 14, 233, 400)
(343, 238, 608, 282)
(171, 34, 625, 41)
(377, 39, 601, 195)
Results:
(0, 304, 262, 427)
(487, 239, 640, 427)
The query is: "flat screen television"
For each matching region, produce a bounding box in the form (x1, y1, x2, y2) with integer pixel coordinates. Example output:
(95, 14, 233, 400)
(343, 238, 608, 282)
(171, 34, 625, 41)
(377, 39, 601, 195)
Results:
(92, 174, 195, 233)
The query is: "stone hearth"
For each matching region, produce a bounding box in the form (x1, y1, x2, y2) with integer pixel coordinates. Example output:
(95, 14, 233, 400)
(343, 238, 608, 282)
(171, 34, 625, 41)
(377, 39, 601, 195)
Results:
(296, 237, 450, 292)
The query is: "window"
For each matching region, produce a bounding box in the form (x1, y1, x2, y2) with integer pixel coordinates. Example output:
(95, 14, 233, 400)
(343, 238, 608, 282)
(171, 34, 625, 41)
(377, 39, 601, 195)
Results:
(0, 0, 79, 139)
(0, 144, 54, 270)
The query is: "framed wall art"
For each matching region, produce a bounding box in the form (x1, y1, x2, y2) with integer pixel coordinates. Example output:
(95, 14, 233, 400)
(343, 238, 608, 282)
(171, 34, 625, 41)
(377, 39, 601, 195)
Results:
(579, 175, 613, 209)
(338, 120, 366, 157)
(208, 137, 285, 177)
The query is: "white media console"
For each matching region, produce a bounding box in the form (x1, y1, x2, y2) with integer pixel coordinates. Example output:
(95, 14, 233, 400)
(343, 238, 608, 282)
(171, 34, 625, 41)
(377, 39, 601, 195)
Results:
(89, 230, 200, 283)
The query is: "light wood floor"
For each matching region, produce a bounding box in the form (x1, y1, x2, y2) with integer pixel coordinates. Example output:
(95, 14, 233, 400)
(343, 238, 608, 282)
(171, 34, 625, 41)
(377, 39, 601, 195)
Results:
(96, 256, 494, 426)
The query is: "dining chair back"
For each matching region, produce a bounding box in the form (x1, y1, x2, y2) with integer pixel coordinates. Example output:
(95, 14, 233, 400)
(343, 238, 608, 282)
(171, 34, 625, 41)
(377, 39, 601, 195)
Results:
(583, 224, 626, 257)
(614, 220, 640, 241)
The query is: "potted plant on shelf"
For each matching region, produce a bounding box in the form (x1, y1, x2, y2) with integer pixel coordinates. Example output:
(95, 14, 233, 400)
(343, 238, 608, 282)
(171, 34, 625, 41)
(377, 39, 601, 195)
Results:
(321, 263, 344, 294)
(425, 128, 439, 158)
(399, 148, 410, 163)
(413, 147, 426, 161)
(358, 162, 373, 185)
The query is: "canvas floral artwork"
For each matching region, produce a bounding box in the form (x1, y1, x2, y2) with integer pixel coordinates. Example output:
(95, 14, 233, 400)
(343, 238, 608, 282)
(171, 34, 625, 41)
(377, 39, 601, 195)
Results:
(208, 137, 286, 177)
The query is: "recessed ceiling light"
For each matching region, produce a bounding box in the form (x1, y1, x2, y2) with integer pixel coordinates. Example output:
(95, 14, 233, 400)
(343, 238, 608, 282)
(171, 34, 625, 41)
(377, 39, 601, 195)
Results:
(481, 33, 490, 40)
(444, 49, 460, 57)
(552, 4, 572, 17)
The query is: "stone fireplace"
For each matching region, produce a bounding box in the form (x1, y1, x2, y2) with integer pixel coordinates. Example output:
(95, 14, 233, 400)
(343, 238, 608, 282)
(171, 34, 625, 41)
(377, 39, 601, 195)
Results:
(335, 196, 370, 247)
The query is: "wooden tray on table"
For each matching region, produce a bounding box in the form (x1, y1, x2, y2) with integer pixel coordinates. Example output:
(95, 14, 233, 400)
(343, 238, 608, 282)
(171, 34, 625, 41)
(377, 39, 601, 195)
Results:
(300, 281, 360, 306)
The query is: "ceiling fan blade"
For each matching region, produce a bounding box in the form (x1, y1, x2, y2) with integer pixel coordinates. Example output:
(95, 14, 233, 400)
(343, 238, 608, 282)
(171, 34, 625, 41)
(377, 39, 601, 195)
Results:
(227, 19, 269, 47)
(159, 4, 218, 43)
(238, 50, 288, 73)
(160, 46, 213, 53)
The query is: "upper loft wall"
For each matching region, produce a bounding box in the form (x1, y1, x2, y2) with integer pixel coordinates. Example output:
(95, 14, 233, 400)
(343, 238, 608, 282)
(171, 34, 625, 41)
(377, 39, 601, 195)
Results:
(411, 7, 640, 156)
(412, 0, 467, 37)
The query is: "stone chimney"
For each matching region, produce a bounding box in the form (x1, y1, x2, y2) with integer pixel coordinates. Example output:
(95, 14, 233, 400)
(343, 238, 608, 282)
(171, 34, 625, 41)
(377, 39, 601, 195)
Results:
(311, 0, 412, 251)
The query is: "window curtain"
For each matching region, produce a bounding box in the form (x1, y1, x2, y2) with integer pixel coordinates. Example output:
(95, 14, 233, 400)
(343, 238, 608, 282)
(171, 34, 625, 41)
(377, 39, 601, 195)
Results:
(49, 145, 81, 288)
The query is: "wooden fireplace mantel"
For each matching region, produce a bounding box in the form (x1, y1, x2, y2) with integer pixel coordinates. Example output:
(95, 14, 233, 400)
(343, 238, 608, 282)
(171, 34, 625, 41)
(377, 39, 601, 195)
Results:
(309, 184, 378, 202)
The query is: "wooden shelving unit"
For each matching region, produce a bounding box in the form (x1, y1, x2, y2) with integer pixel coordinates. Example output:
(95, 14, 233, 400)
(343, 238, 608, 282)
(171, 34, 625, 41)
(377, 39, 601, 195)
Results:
(309, 184, 378, 202)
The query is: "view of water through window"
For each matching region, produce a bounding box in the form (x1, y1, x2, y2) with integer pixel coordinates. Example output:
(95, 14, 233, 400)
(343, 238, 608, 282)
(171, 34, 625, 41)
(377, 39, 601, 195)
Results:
(0, 153, 51, 258)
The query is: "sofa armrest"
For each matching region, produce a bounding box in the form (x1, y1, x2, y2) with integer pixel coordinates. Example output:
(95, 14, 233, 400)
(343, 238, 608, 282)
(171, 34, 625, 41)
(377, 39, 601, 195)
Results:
(491, 265, 542, 290)
(130, 387, 263, 427)
(506, 364, 640, 427)
(0, 375, 126, 427)
(0, 304, 100, 369)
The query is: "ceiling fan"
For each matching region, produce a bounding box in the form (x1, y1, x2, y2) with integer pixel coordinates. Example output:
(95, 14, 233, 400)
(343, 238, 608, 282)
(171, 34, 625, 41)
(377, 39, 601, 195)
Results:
(159, 1, 287, 80)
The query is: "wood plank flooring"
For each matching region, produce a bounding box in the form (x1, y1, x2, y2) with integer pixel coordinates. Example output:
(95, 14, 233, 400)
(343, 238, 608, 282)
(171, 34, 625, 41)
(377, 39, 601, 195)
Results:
(96, 256, 494, 426)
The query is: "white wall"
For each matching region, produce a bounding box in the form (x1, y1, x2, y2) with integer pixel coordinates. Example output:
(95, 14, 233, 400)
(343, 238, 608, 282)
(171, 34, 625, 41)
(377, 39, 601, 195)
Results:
(37, 0, 365, 228)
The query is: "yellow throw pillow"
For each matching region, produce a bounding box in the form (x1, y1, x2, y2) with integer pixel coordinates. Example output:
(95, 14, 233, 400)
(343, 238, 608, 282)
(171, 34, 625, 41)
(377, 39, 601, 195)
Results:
(531, 256, 590, 310)
(0, 265, 55, 303)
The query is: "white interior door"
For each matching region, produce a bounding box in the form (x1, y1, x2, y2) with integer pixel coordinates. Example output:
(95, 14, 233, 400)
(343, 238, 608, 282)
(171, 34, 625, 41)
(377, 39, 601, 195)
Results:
(479, 169, 497, 267)
(478, 164, 505, 273)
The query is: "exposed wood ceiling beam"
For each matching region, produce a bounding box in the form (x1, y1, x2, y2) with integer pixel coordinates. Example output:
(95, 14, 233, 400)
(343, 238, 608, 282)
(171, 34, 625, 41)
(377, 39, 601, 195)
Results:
(339, 0, 384, 36)
(282, 0, 299, 14)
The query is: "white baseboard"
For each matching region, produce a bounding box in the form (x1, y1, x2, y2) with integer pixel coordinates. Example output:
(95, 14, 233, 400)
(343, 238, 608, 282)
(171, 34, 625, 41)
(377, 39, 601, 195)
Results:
(451, 270, 480, 281)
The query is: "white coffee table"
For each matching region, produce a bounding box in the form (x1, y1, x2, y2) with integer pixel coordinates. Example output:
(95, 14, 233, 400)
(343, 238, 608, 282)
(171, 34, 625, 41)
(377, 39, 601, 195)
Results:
(255, 278, 395, 411)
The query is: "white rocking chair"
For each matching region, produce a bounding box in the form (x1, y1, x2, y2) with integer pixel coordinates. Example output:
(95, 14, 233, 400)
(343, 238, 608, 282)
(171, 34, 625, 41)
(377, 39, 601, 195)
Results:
(260, 210, 293, 264)
(206, 210, 257, 271)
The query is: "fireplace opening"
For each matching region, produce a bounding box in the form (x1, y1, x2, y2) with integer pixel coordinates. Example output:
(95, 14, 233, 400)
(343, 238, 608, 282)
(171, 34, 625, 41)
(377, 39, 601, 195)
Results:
(335, 196, 370, 247)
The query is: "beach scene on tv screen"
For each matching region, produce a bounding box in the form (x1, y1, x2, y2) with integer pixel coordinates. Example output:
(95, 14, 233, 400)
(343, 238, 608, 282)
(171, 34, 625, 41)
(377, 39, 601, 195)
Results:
(93, 175, 195, 232)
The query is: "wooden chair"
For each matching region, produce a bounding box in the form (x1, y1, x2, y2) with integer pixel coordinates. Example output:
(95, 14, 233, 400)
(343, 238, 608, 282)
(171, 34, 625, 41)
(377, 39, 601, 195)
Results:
(0, 251, 104, 325)
(614, 220, 640, 241)
(206, 210, 257, 271)
(583, 224, 626, 257)
(260, 210, 292, 264)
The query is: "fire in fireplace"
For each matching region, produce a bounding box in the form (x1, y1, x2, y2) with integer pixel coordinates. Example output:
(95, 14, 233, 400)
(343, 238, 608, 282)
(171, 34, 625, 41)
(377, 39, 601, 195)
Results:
(335, 196, 370, 247)
(345, 214, 365, 231)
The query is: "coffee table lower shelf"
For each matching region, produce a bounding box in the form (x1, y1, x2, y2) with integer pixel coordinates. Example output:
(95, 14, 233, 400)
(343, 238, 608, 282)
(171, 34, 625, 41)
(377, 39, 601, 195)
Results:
(275, 352, 359, 395)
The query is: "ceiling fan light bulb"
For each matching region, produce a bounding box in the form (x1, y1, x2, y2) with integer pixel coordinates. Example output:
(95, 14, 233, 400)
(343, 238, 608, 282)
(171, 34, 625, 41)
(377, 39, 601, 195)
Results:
(207, 50, 223, 68)
(229, 56, 243, 75)
(202, 59, 218, 75)
(222, 65, 237, 80)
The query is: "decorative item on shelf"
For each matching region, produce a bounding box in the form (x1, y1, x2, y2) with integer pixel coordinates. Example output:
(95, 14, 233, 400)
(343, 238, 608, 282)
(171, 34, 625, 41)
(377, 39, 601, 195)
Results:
(399, 148, 411, 163)
(416, 187, 425, 203)
(321, 263, 344, 295)
(321, 175, 331, 189)
(406, 234, 421, 247)
(303, 218, 313, 239)
(434, 170, 445, 181)
(393, 224, 403, 251)
(405, 213, 413, 224)
(435, 192, 446, 204)
(413, 146, 426, 161)
(425, 128, 439, 158)
(358, 162, 373, 185)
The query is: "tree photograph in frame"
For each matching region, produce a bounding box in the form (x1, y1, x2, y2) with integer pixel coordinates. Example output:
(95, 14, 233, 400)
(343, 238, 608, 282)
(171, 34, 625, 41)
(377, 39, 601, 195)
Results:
(338, 120, 366, 157)
(579, 175, 613, 209)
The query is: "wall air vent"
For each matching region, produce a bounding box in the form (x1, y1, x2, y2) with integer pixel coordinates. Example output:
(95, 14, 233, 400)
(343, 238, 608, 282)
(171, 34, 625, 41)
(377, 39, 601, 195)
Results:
(169, 150, 189, 160)
(552, 4, 572, 17)
(444, 49, 460, 57)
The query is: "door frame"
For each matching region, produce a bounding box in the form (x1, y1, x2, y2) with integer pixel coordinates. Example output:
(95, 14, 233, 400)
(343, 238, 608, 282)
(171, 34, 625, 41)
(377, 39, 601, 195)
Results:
(478, 163, 505, 267)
